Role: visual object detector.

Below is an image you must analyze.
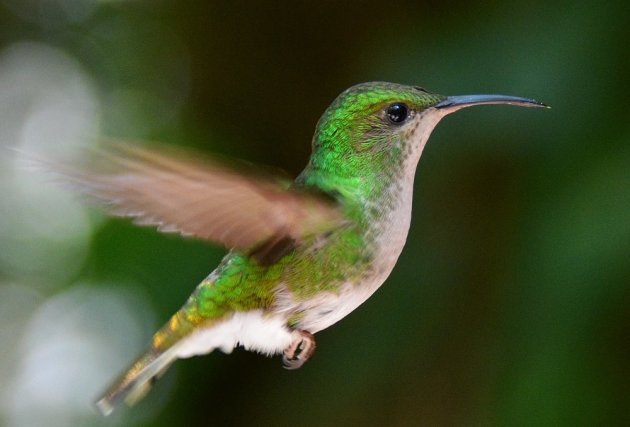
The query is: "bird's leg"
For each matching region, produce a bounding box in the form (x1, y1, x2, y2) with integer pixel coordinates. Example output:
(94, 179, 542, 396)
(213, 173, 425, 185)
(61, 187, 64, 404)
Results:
(282, 330, 316, 370)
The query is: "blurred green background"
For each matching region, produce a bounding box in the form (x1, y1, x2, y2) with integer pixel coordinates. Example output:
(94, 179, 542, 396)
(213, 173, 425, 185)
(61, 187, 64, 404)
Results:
(0, 1, 628, 426)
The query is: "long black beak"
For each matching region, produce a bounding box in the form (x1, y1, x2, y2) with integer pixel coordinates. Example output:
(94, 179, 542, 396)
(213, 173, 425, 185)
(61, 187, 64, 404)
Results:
(435, 94, 548, 111)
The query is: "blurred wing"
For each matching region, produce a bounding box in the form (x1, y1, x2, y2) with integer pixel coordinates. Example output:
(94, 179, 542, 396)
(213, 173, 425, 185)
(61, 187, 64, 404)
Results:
(52, 143, 343, 260)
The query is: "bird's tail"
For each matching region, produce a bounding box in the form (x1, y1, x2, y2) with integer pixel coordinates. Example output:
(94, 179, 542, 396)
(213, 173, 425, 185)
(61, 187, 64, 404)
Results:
(95, 346, 178, 416)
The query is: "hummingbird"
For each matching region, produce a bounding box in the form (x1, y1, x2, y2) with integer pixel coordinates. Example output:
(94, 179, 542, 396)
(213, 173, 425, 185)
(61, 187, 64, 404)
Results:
(56, 82, 545, 415)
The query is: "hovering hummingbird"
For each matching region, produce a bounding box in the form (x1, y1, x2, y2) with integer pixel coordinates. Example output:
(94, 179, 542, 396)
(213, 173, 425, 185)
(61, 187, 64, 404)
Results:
(57, 82, 545, 415)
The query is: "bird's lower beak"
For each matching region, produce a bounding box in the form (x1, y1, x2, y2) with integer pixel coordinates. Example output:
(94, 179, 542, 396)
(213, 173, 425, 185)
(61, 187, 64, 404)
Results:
(434, 94, 548, 113)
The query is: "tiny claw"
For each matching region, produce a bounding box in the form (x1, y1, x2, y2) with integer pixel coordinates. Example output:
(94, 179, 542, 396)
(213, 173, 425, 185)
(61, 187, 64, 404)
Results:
(282, 330, 316, 370)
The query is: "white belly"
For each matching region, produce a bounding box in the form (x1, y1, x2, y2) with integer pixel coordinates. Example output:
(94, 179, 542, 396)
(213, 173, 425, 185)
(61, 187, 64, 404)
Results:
(173, 310, 293, 358)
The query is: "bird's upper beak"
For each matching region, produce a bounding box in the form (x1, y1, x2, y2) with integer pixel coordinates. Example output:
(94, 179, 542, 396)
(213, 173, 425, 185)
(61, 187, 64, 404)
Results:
(434, 94, 548, 113)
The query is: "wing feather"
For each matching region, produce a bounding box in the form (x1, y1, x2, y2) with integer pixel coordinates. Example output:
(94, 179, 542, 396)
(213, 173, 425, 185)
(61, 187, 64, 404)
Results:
(50, 142, 344, 255)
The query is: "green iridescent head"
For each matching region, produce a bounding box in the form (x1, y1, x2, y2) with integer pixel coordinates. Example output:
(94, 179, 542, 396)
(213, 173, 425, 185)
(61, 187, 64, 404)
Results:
(305, 82, 448, 191)
(313, 82, 444, 154)
(302, 81, 545, 195)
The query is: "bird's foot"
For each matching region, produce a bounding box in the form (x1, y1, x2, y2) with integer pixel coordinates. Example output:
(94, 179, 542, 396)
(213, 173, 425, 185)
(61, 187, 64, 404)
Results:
(282, 330, 316, 370)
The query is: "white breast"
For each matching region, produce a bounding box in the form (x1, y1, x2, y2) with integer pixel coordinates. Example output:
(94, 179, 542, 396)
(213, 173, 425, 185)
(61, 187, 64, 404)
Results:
(291, 189, 415, 333)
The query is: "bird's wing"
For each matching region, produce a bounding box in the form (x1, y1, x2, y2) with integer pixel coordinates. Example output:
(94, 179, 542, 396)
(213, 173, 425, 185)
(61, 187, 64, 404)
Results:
(50, 142, 344, 262)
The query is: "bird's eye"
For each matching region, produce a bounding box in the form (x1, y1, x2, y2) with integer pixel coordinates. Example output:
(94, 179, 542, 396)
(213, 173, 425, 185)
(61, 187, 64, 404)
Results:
(386, 103, 409, 124)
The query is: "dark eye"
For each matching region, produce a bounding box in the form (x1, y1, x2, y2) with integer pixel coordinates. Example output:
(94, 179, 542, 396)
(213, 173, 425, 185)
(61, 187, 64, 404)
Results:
(386, 103, 409, 124)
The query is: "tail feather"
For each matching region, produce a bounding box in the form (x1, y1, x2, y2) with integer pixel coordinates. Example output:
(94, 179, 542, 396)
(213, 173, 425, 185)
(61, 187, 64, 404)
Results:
(95, 347, 177, 416)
